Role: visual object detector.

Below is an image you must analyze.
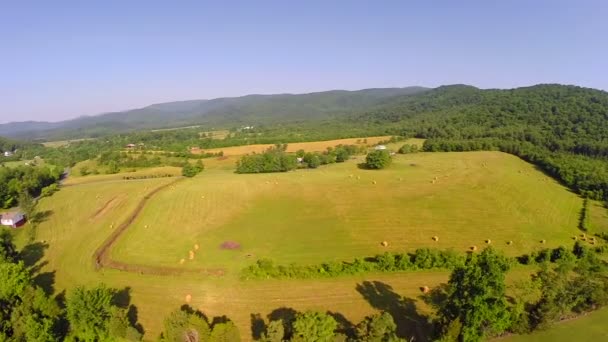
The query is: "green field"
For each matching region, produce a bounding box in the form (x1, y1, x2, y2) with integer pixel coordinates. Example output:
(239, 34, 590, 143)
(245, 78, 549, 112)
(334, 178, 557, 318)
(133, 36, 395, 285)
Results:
(22, 149, 604, 340)
(503, 308, 608, 341)
(112, 151, 582, 272)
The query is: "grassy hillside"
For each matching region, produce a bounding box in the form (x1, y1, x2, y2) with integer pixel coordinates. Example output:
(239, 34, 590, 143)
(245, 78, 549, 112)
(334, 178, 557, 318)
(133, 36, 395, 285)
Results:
(111, 151, 582, 273)
(21, 148, 597, 339)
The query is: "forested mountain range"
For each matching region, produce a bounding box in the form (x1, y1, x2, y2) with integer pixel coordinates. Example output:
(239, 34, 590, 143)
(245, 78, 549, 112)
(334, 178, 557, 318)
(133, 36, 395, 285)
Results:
(0, 87, 428, 140)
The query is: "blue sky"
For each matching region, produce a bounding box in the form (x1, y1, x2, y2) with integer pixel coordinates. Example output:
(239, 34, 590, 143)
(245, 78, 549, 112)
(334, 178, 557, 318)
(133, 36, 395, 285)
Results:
(0, 0, 606, 123)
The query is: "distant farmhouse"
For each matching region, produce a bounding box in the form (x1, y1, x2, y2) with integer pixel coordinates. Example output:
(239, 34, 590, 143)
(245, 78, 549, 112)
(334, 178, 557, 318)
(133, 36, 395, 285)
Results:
(0, 212, 26, 228)
(3, 151, 13, 157)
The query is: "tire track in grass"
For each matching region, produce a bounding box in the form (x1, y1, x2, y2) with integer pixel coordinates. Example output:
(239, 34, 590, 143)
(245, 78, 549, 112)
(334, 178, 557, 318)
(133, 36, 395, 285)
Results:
(92, 177, 226, 277)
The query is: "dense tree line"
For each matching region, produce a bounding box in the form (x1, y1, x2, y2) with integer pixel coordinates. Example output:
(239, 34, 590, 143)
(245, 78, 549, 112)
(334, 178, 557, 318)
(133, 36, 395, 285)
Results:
(236, 145, 298, 174)
(0, 165, 61, 208)
(182, 160, 204, 177)
(242, 248, 466, 280)
(236, 144, 365, 173)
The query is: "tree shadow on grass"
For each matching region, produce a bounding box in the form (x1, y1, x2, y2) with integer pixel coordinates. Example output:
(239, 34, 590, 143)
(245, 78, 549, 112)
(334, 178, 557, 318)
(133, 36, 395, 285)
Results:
(19, 241, 49, 267)
(250, 313, 266, 340)
(267, 307, 298, 339)
(112, 287, 144, 334)
(328, 311, 355, 339)
(31, 210, 54, 225)
(356, 280, 433, 341)
(33, 271, 56, 295)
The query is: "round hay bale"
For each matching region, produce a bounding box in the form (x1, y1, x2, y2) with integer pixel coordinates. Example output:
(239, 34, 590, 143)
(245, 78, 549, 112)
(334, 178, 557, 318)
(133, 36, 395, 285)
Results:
(573, 236, 578, 240)
(275, 182, 278, 185)
(432, 236, 439, 242)
(398, 177, 402, 181)
(486, 239, 491, 244)
(590, 241, 596, 245)
(421, 286, 430, 294)
(188, 251, 194, 260)
(540, 239, 546, 244)
(201, 195, 205, 199)
(185, 294, 192, 303)
(581, 237, 587, 241)
(357, 176, 361, 180)
(381, 241, 389, 247)
(179, 259, 185, 264)
(372, 180, 377, 185)
(507, 240, 513, 245)
(431, 180, 436, 184)
(470, 245, 477, 251)
(144, 225, 148, 229)
(194, 244, 199, 250)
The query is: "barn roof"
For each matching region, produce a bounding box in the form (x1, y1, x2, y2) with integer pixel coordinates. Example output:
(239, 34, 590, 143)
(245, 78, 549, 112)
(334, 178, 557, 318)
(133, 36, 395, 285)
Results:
(1, 212, 24, 220)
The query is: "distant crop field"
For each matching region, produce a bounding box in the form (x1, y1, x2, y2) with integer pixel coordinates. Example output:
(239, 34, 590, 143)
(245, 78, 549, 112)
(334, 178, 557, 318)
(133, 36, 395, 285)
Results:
(42, 138, 95, 147)
(199, 129, 230, 139)
(24, 149, 603, 340)
(194, 135, 396, 156)
(63, 165, 181, 185)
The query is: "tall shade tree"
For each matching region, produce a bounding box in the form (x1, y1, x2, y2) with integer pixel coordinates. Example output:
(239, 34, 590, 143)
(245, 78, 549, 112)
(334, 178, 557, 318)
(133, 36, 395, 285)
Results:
(291, 311, 337, 342)
(438, 247, 511, 342)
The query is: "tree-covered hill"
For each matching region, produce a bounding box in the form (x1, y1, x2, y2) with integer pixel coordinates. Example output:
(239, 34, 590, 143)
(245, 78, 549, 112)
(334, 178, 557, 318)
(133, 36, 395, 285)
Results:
(356, 84, 608, 200)
(0, 87, 428, 140)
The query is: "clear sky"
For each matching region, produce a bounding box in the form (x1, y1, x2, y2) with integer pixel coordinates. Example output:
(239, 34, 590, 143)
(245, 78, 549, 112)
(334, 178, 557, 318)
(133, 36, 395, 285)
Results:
(1, 0, 606, 123)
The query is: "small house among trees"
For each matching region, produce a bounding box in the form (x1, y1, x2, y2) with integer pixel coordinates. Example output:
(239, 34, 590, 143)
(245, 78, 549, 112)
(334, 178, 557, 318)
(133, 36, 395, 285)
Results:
(0, 211, 25, 228)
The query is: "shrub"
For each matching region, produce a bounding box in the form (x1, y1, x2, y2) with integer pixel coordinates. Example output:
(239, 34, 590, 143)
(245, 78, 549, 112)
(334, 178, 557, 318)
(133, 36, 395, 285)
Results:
(365, 150, 392, 169)
(398, 144, 419, 154)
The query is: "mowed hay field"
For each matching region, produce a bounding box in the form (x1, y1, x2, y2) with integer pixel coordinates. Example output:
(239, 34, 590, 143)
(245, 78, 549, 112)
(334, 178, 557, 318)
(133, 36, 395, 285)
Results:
(26, 149, 600, 340)
(194, 135, 396, 156)
(112, 151, 583, 273)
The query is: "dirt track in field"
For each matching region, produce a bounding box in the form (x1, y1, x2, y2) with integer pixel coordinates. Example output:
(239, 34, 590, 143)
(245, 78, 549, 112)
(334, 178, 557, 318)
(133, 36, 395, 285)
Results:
(91, 177, 225, 276)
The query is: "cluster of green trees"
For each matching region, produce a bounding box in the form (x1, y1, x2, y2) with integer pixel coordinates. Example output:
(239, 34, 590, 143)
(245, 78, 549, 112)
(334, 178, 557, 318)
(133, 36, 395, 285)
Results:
(0, 231, 142, 341)
(297, 145, 365, 169)
(242, 248, 465, 280)
(365, 150, 392, 169)
(0, 165, 61, 208)
(426, 245, 608, 341)
(161, 305, 405, 342)
(182, 160, 204, 177)
(398, 143, 419, 154)
(236, 145, 297, 174)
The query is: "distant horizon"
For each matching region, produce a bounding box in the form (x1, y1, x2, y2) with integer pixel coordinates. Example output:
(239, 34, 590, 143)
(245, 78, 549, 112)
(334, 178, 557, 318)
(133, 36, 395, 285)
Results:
(1, 1, 606, 124)
(2, 81, 605, 125)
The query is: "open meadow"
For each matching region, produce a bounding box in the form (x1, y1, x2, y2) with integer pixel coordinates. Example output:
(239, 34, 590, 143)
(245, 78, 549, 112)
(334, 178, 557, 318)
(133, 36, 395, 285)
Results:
(20, 147, 604, 340)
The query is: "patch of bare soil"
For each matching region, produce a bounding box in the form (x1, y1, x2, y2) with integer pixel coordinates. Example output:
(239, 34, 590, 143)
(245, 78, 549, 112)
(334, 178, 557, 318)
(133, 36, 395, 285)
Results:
(220, 241, 241, 250)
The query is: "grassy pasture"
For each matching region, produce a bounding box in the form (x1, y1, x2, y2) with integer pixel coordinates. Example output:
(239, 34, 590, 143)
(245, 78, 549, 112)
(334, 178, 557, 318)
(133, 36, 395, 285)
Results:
(503, 307, 608, 341)
(194, 135, 394, 156)
(23, 149, 600, 340)
(112, 151, 583, 273)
